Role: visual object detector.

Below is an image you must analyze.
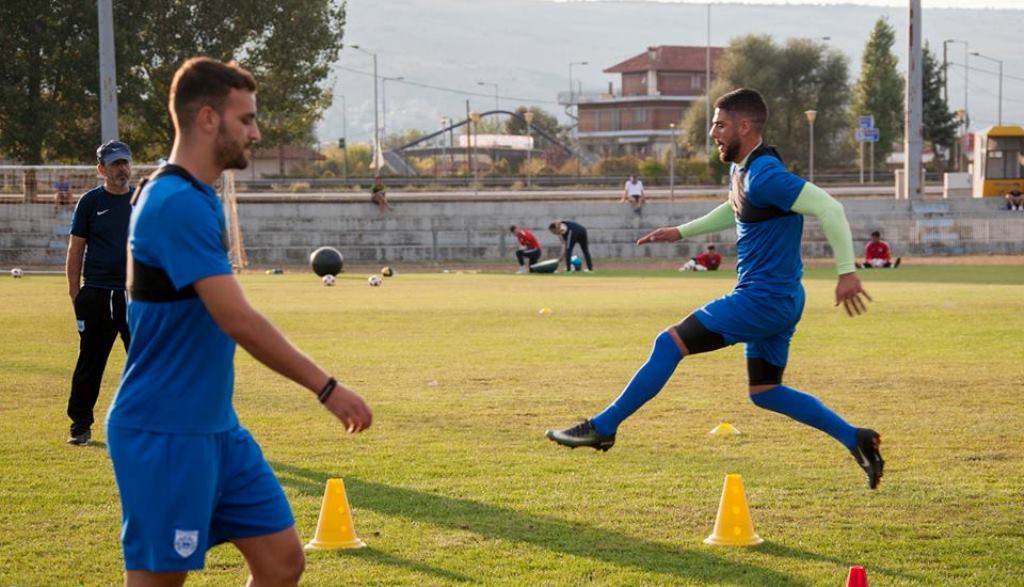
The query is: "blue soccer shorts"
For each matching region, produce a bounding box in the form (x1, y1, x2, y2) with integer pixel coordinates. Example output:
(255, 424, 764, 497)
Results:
(692, 285, 806, 368)
(107, 425, 295, 572)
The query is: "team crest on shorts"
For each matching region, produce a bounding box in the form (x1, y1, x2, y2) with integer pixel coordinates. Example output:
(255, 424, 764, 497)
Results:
(174, 529, 199, 558)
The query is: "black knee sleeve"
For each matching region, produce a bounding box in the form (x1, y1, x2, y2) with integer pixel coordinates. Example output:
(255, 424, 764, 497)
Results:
(671, 314, 727, 355)
(747, 358, 785, 386)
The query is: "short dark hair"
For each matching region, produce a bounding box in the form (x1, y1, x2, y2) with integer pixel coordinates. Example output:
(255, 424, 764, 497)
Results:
(509, 225, 518, 233)
(170, 57, 257, 131)
(707, 245, 716, 251)
(548, 222, 559, 231)
(871, 231, 881, 238)
(714, 88, 768, 129)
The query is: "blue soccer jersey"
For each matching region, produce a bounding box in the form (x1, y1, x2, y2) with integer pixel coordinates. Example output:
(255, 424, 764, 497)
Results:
(729, 147, 807, 293)
(107, 172, 236, 434)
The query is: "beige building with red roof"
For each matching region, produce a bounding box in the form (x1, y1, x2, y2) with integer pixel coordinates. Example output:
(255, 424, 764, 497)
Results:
(563, 45, 725, 159)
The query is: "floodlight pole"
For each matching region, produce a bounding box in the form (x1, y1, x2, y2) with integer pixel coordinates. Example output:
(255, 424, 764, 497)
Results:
(904, 0, 923, 201)
(97, 0, 118, 142)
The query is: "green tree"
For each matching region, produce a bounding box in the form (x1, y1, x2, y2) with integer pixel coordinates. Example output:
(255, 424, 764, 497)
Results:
(0, 2, 99, 163)
(506, 106, 566, 143)
(922, 44, 958, 168)
(681, 35, 851, 169)
(851, 17, 904, 168)
(0, 0, 345, 163)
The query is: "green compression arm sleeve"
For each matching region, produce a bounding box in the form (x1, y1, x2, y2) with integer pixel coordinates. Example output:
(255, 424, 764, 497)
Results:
(675, 202, 735, 239)
(790, 182, 856, 275)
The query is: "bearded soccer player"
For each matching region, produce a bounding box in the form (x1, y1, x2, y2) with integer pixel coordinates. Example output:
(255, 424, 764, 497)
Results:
(545, 88, 884, 490)
(106, 57, 372, 586)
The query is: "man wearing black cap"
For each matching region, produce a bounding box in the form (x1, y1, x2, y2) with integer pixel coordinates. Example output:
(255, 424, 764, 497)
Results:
(64, 140, 134, 446)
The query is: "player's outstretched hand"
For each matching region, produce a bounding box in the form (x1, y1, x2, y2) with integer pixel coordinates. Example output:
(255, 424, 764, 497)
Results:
(323, 385, 373, 433)
(835, 272, 872, 317)
(636, 227, 681, 246)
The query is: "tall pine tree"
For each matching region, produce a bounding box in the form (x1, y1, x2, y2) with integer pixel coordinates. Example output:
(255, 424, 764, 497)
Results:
(851, 18, 904, 168)
(922, 44, 959, 169)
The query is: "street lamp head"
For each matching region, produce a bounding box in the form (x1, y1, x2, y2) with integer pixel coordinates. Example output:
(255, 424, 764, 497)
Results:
(804, 110, 818, 123)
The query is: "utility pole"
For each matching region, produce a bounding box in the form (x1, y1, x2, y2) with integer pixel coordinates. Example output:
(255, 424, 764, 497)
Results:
(905, 0, 923, 201)
(705, 2, 712, 156)
(97, 0, 118, 142)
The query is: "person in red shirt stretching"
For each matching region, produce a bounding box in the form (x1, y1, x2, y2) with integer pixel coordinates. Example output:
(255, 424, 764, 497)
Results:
(510, 225, 543, 273)
(859, 231, 901, 269)
(680, 245, 723, 271)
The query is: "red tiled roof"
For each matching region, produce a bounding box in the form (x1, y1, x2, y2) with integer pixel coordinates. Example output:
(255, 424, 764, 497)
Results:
(251, 145, 326, 161)
(604, 46, 726, 74)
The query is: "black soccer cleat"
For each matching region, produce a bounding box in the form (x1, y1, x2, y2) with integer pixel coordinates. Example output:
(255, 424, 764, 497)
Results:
(545, 420, 615, 451)
(851, 428, 884, 489)
(67, 429, 92, 446)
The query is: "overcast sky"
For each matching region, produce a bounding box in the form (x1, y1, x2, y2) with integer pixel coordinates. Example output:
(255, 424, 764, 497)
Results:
(558, 0, 1023, 7)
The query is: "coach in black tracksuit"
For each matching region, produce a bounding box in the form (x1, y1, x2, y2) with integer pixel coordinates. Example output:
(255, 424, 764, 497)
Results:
(65, 140, 134, 445)
(549, 220, 594, 272)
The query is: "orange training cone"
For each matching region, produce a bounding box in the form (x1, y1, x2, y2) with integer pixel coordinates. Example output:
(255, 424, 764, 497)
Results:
(846, 565, 869, 587)
(305, 478, 366, 550)
(704, 474, 763, 546)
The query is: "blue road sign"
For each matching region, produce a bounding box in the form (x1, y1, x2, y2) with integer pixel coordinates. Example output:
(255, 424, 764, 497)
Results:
(858, 115, 875, 129)
(855, 128, 880, 142)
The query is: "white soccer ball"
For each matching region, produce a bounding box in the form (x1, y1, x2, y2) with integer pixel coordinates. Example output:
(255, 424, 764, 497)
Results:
(11, 268, 23, 278)
(321, 274, 336, 287)
(368, 275, 383, 287)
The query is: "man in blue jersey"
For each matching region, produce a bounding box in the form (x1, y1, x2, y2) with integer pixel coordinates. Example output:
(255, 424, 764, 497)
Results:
(107, 57, 372, 586)
(65, 140, 134, 446)
(545, 88, 884, 490)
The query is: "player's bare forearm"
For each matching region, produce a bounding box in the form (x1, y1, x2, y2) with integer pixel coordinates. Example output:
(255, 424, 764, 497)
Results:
(195, 275, 329, 393)
(66, 236, 85, 299)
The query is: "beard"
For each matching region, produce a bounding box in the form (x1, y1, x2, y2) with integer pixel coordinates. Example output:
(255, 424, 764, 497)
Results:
(718, 137, 741, 163)
(215, 125, 252, 170)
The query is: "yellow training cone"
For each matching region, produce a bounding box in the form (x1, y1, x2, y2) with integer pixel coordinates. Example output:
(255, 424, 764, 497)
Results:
(709, 422, 741, 435)
(305, 478, 366, 550)
(704, 474, 763, 546)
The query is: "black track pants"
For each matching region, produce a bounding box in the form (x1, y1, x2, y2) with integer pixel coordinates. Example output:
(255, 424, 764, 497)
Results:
(67, 287, 129, 433)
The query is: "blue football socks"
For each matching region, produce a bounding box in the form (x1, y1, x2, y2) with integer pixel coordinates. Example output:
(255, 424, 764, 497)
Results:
(591, 331, 683, 437)
(749, 385, 858, 450)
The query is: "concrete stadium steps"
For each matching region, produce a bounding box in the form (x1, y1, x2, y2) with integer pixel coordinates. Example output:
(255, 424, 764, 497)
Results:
(2, 198, 1021, 267)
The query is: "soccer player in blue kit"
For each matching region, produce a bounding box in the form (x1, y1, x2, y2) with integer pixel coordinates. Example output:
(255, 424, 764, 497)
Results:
(106, 57, 372, 586)
(546, 89, 884, 490)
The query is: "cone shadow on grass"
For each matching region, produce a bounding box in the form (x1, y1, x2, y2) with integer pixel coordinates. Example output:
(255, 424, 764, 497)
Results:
(272, 462, 802, 586)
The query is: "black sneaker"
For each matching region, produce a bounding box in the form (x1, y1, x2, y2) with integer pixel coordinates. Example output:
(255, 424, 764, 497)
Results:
(893, 257, 902, 268)
(67, 429, 91, 446)
(851, 428, 884, 489)
(545, 420, 615, 451)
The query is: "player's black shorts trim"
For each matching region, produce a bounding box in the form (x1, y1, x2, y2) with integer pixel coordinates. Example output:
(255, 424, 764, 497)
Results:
(747, 358, 785, 386)
(670, 314, 726, 355)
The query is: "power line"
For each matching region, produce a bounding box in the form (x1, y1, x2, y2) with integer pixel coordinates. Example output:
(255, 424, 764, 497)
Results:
(333, 64, 559, 105)
(947, 61, 1024, 85)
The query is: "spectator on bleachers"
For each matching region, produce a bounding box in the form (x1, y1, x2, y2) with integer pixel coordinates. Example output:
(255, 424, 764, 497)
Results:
(1005, 184, 1024, 211)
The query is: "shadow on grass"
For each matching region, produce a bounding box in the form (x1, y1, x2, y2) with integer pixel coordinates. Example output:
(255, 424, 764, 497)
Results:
(273, 461, 806, 586)
(324, 547, 474, 584)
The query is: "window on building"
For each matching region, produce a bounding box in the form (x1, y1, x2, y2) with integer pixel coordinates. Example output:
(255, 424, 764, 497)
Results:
(986, 137, 1024, 179)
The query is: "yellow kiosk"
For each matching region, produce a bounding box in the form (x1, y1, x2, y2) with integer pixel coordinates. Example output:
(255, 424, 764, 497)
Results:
(972, 125, 1024, 198)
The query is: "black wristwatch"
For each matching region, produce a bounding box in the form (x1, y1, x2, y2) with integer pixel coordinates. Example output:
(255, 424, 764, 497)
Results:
(318, 377, 337, 404)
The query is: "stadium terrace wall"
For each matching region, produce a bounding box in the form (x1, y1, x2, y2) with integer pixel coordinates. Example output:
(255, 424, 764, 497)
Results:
(1, 197, 1021, 267)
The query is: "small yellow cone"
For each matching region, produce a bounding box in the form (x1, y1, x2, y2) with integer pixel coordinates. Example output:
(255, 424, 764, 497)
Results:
(305, 478, 366, 550)
(704, 474, 763, 546)
(709, 422, 741, 435)
(538, 307, 552, 315)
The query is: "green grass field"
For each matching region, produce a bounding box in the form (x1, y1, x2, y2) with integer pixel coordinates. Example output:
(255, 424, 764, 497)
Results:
(2, 265, 1023, 586)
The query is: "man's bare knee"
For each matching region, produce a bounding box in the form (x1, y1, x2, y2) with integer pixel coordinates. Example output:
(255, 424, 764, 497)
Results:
(248, 548, 304, 587)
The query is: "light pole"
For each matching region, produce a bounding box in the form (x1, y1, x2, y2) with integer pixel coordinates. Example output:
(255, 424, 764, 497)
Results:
(439, 117, 449, 179)
(944, 39, 968, 170)
(524, 110, 535, 189)
(469, 111, 481, 194)
(971, 51, 1003, 126)
(477, 81, 499, 170)
(705, 3, 711, 156)
(568, 61, 588, 179)
(669, 123, 677, 202)
(381, 75, 404, 145)
(350, 44, 380, 167)
(805, 110, 817, 183)
(340, 94, 348, 179)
